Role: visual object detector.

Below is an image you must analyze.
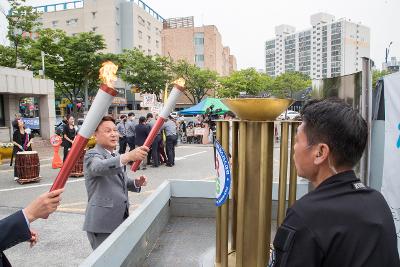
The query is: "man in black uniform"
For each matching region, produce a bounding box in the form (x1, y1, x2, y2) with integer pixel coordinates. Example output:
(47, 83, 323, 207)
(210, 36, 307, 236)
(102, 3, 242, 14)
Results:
(271, 98, 399, 267)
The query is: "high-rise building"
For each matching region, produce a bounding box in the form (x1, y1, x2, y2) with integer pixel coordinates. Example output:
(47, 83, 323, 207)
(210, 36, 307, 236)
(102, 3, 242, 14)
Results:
(34, 0, 164, 111)
(35, 0, 163, 55)
(162, 16, 237, 77)
(265, 13, 370, 79)
(383, 57, 400, 73)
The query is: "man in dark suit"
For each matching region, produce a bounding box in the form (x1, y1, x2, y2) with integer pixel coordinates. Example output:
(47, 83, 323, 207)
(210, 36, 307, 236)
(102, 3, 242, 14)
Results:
(146, 113, 163, 167)
(135, 116, 150, 170)
(83, 116, 149, 249)
(1, 189, 63, 267)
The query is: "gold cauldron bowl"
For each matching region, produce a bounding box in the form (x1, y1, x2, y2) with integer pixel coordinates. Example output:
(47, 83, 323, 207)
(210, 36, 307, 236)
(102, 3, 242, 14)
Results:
(221, 98, 294, 121)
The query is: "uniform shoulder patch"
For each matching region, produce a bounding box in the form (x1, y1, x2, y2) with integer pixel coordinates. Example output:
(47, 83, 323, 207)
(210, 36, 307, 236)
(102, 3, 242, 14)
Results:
(352, 182, 366, 190)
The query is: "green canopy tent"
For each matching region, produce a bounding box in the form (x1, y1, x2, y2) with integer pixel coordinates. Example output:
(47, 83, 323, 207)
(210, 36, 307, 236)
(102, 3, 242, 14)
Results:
(178, 98, 230, 115)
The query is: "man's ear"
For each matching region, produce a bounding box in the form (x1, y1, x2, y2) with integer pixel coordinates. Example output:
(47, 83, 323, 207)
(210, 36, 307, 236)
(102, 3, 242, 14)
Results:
(313, 143, 330, 165)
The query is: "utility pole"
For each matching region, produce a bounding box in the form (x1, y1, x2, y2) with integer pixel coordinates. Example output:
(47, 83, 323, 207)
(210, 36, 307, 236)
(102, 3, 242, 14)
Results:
(385, 41, 393, 64)
(41, 51, 45, 78)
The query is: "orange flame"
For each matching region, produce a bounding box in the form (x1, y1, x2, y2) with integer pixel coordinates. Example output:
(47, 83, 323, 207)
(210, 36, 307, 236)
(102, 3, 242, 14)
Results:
(173, 78, 186, 88)
(99, 61, 118, 88)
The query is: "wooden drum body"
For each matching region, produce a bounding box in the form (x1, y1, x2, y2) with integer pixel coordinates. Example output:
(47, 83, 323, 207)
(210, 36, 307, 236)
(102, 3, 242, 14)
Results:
(15, 151, 41, 184)
(70, 149, 86, 177)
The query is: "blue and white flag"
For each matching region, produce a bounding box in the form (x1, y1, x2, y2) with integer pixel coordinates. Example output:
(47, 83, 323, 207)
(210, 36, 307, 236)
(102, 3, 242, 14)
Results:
(214, 140, 231, 206)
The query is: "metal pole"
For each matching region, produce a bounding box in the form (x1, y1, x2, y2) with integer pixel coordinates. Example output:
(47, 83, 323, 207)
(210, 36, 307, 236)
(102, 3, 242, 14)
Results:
(231, 121, 238, 251)
(236, 121, 247, 267)
(288, 122, 299, 207)
(277, 122, 289, 226)
(41, 51, 45, 79)
(360, 57, 371, 185)
(256, 122, 274, 267)
(215, 121, 222, 265)
(221, 121, 229, 267)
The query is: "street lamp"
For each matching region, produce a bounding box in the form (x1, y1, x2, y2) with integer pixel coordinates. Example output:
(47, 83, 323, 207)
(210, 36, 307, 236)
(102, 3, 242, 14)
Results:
(385, 41, 393, 64)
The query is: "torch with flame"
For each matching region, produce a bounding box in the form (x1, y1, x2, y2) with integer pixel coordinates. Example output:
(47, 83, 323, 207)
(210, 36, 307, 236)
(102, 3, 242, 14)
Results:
(50, 61, 118, 191)
(131, 78, 186, 171)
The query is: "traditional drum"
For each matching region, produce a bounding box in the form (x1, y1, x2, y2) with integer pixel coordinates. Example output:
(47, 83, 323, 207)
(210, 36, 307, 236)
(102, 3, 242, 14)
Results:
(70, 149, 86, 177)
(15, 151, 41, 184)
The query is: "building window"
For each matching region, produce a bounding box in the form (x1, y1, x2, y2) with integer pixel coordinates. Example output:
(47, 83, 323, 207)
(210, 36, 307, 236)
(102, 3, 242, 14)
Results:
(138, 16, 145, 26)
(138, 45, 142, 49)
(148, 49, 151, 55)
(147, 21, 151, 30)
(91, 27, 97, 32)
(52, 20, 58, 27)
(156, 40, 159, 48)
(66, 18, 78, 26)
(92, 12, 97, 19)
(155, 27, 159, 35)
(194, 36, 204, 45)
(147, 35, 151, 43)
(138, 31, 142, 39)
(195, 54, 204, 62)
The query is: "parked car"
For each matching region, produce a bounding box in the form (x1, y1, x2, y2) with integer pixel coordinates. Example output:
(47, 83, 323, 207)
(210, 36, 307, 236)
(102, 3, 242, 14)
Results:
(277, 110, 300, 120)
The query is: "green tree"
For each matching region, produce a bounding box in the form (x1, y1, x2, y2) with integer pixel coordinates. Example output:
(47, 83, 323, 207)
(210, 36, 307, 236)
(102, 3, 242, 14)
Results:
(217, 68, 273, 98)
(372, 69, 391, 89)
(25, 30, 107, 111)
(172, 60, 218, 104)
(6, 0, 41, 68)
(0, 45, 16, 67)
(273, 71, 311, 98)
(120, 49, 172, 100)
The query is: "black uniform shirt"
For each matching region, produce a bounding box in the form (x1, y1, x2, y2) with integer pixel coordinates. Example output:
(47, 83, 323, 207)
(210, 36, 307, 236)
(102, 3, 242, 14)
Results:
(272, 170, 400, 267)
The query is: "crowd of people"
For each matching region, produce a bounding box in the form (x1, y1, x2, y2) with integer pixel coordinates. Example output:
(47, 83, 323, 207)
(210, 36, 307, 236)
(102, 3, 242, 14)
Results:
(176, 111, 236, 145)
(117, 112, 179, 169)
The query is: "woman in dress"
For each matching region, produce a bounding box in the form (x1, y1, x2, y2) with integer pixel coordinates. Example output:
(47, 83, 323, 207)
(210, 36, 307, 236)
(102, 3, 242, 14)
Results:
(12, 119, 32, 180)
(62, 115, 76, 161)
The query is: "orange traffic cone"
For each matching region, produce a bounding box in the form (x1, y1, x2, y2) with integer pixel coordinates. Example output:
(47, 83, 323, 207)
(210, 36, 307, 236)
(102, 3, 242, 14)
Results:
(50, 135, 63, 169)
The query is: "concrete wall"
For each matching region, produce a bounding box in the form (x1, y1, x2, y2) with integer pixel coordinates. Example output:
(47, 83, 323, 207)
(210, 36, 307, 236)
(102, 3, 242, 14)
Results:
(0, 67, 56, 142)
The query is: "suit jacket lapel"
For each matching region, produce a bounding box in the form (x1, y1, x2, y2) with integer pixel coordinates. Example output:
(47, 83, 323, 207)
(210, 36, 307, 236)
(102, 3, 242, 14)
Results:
(94, 145, 125, 186)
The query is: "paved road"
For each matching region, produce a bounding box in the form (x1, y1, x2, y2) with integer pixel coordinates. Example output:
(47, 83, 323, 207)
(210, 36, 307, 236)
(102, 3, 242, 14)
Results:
(0, 144, 215, 267)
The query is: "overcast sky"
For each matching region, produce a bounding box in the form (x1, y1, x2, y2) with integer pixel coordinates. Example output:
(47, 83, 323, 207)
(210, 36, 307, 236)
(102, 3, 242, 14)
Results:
(2, 0, 399, 70)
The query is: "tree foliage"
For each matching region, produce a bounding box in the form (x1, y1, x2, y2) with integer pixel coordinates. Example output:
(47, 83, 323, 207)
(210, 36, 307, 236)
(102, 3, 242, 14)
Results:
(172, 60, 218, 104)
(217, 68, 273, 98)
(6, 0, 41, 68)
(272, 72, 311, 98)
(0, 45, 16, 68)
(372, 69, 391, 89)
(120, 49, 172, 101)
(24, 29, 107, 104)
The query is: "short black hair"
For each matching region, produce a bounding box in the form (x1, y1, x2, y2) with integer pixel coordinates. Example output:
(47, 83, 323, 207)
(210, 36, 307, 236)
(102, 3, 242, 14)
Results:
(139, 116, 146, 124)
(146, 113, 153, 119)
(301, 98, 367, 168)
(120, 114, 127, 119)
(224, 111, 236, 119)
(128, 112, 135, 117)
(96, 115, 116, 131)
